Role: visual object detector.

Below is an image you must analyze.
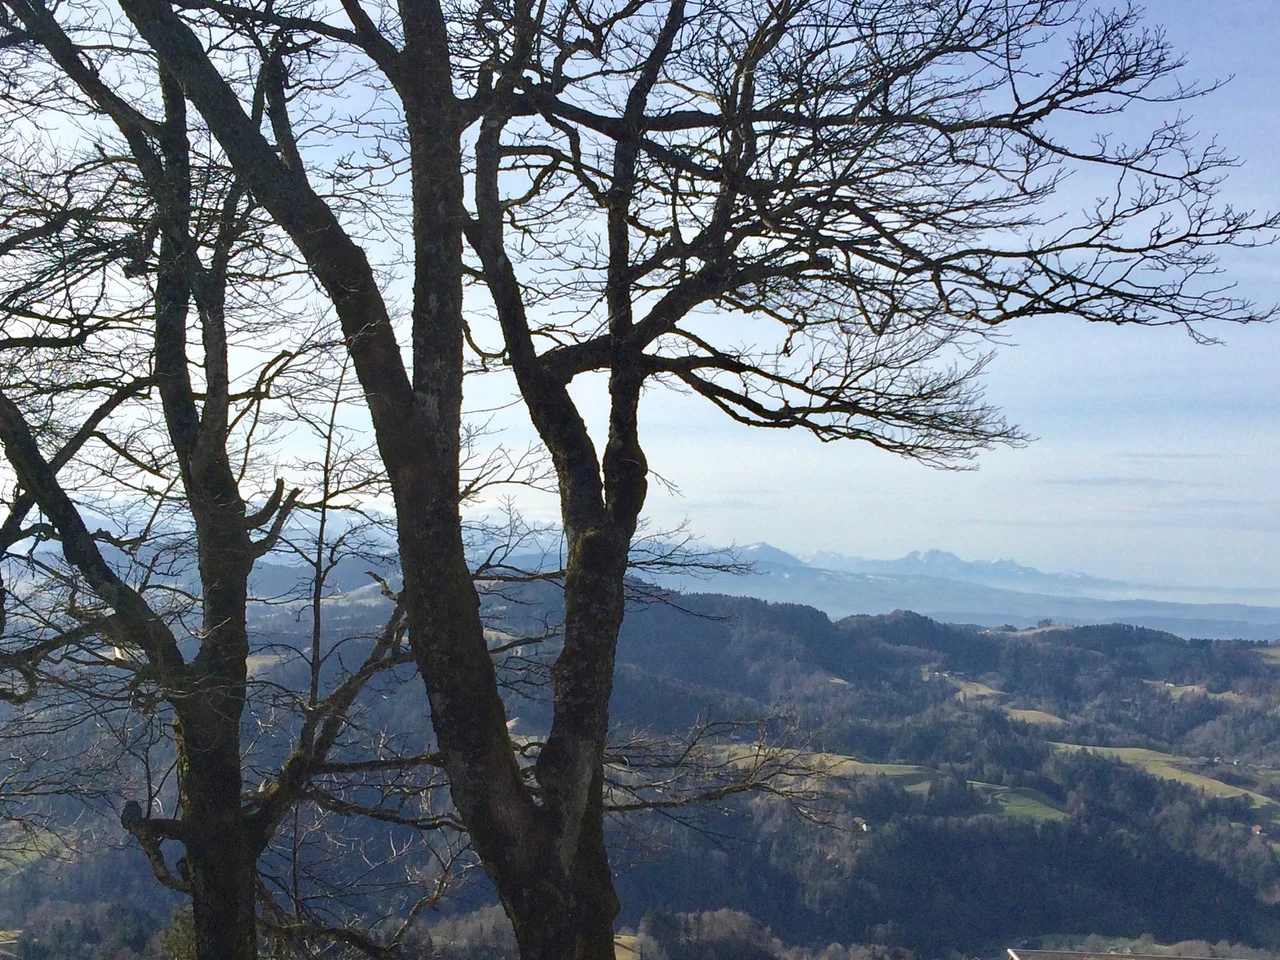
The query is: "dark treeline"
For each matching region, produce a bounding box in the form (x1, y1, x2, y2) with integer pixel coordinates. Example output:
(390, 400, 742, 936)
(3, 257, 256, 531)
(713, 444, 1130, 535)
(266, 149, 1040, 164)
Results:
(611, 751, 1280, 952)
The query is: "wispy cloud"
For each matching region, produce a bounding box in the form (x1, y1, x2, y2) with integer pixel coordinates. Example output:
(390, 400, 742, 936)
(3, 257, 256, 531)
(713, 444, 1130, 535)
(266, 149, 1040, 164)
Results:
(683, 498, 763, 511)
(1121, 452, 1224, 462)
(1036, 476, 1202, 489)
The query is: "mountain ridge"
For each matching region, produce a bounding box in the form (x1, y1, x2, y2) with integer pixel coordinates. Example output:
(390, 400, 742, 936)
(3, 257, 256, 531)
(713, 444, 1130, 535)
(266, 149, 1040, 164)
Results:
(803, 548, 1131, 597)
(657, 546, 1280, 641)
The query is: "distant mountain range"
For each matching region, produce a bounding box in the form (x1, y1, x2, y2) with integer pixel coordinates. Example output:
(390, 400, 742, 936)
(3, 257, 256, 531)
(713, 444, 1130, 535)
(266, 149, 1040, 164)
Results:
(67, 530, 1278, 643)
(651, 544, 1280, 642)
(801, 548, 1134, 598)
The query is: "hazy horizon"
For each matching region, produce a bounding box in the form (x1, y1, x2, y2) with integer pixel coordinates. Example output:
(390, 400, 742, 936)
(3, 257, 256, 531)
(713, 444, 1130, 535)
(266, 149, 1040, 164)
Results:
(726, 540, 1280, 607)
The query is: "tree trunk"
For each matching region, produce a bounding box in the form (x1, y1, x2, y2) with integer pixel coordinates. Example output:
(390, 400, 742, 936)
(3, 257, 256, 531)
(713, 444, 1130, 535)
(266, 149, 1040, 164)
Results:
(505, 841, 618, 960)
(566, 769, 623, 960)
(174, 694, 256, 960)
(501, 531, 627, 960)
(186, 827, 258, 960)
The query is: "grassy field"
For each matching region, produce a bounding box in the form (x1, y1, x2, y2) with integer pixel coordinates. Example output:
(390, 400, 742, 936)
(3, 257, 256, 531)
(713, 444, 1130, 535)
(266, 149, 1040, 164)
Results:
(1141, 679, 1245, 703)
(714, 744, 933, 782)
(650, 737, 1280, 834)
(804, 752, 938, 793)
(1013, 625, 1074, 637)
(922, 667, 1006, 703)
(809, 753, 935, 779)
(1050, 743, 1279, 820)
(813, 754, 1075, 817)
(246, 652, 288, 675)
(0, 827, 66, 876)
(760, 750, 1070, 820)
(1006, 708, 1068, 726)
(951, 679, 1003, 701)
(983, 784, 1069, 822)
(709, 745, 940, 799)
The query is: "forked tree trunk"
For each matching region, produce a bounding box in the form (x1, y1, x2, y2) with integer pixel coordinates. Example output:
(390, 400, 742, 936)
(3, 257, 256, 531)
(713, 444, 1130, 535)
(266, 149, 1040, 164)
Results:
(501, 532, 629, 960)
(503, 823, 619, 960)
(91, 7, 635, 954)
(566, 772, 624, 959)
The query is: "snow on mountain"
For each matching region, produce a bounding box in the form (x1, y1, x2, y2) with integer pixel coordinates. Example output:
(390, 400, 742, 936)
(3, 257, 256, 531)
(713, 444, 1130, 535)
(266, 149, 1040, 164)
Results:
(737, 542, 809, 568)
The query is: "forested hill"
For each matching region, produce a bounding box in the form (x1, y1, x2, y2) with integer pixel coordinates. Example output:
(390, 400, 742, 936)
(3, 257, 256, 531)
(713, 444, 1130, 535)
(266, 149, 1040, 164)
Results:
(613, 596, 1280, 762)
(601, 597, 1280, 953)
(8, 587, 1280, 958)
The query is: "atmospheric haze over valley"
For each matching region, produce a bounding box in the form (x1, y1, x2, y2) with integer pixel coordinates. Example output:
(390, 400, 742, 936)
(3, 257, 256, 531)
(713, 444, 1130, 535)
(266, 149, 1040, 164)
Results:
(659, 543, 1280, 639)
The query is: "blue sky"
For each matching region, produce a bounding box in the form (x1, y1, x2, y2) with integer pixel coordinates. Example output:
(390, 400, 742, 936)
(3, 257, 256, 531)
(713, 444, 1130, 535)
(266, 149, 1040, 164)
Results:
(475, 1, 1280, 598)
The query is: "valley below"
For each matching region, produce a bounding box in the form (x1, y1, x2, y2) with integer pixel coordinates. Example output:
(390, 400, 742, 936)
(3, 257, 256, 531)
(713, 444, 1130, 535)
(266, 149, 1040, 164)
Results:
(7, 560, 1280, 959)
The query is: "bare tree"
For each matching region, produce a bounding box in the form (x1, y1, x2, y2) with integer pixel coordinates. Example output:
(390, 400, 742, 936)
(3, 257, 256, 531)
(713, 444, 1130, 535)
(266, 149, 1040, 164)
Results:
(0, 0, 1275, 957)
(0, 113, 781, 959)
(0, 102, 454, 956)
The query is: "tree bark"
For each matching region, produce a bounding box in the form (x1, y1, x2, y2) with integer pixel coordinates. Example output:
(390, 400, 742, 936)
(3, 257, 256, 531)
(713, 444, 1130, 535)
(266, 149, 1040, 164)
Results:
(503, 805, 619, 960)
(183, 793, 258, 959)
(185, 840, 257, 960)
(566, 769, 624, 959)
(499, 529, 630, 960)
(171, 622, 255, 959)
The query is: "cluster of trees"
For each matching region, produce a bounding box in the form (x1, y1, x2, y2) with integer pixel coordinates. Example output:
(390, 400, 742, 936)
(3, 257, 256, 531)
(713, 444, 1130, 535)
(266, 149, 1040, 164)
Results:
(0, 853, 180, 960)
(611, 775, 1278, 951)
(629, 910, 916, 960)
(11, 905, 163, 960)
